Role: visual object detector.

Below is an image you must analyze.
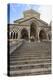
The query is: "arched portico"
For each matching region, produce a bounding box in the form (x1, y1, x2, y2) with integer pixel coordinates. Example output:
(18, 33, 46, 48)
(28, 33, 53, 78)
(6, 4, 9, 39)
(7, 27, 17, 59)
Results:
(21, 28, 29, 40)
(16, 32, 18, 39)
(30, 22, 37, 41)
(48, 32, 51, 40)
(13, 32, 15, 39)
(39, 30, 47, 41)
(10, 32, 13, 39)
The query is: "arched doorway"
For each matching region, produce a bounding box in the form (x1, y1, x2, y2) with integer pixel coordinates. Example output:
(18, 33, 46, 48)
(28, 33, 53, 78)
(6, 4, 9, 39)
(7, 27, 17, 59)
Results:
(30, 22, 36, 41)
(10, 32, 13, 39)
(21, 28, 29, 40)
(48, 32, 51, 40)
(13, 32, 15, 39)
(16, 32, 18, 39)
(39, 30, 47, 41)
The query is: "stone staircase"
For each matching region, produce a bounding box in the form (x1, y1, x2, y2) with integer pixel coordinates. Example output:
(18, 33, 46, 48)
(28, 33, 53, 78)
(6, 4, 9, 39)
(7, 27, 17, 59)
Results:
(9, 41, 51, 76)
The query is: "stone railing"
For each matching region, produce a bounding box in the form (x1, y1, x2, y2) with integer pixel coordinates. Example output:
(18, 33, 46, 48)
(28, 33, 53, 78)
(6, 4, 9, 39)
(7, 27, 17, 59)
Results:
(9, 39, 24, 54)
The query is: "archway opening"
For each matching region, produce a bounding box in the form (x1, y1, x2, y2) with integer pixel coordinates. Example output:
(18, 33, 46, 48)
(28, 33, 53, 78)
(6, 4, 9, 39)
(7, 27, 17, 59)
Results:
(39, 30, 47, 41)
(30, 22, 36, 41)
(10, 32, 13, 39)
(13, 32, 15, 39)
(16, 32, 18, 39)
(21, 28, 29, 40)
(48, 32, 51, 40)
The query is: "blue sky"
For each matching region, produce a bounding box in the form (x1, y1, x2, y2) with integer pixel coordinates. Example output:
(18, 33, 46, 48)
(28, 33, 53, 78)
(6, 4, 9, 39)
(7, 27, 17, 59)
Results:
(8, 4, 52, 24)
(8, 4, 40, 23)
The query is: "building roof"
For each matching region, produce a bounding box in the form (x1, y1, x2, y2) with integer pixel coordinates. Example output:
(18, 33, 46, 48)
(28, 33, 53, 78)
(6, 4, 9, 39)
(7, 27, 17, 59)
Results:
(14, 9, 48, 25)
(14, 16, 48, 25)
(23, 9, 40, 15)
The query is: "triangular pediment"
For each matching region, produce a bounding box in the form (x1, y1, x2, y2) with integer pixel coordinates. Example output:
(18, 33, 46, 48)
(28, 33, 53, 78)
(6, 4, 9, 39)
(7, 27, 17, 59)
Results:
(14, 17, 48, 26)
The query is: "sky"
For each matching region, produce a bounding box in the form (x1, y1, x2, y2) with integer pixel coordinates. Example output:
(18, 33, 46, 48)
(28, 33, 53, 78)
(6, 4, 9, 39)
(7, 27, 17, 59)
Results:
(8, 4, 52, 24)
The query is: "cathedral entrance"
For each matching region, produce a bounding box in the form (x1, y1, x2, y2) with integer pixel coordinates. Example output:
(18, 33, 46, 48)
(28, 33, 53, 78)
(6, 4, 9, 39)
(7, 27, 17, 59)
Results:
(39, 30, 47, 41)
(21, 28, 29, 40)
(30, 22, 36, 41)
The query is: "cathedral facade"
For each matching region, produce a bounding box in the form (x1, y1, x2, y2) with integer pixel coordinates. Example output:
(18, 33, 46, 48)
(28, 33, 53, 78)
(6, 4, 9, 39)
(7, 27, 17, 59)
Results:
(8, 9, 51, 76)
(9, 9, 51, 41)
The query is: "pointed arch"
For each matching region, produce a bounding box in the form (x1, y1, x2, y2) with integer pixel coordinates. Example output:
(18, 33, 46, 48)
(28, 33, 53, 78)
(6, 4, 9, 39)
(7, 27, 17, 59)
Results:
(21, 28, 29, 40)
(48, 32, 51, 40)
(16, 32, 18, 39)
(30, 22, 37, 41)
(10, 32, 13, 39)
(39, 29, 47, 40)
(13, 32, 15, 39)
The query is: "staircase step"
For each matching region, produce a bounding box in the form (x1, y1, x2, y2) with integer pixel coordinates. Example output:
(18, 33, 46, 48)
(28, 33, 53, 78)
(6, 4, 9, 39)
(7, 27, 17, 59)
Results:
(10, 63, 51, 71)
(10, 54, 50, 58)
(10, 67, 51, 76)
(10, 62, 51, 68)
(10, 57, 51, 61)
(10, 59, 51, 65)
(9, 41, 51, 76)
(11, 51, 49, 56)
